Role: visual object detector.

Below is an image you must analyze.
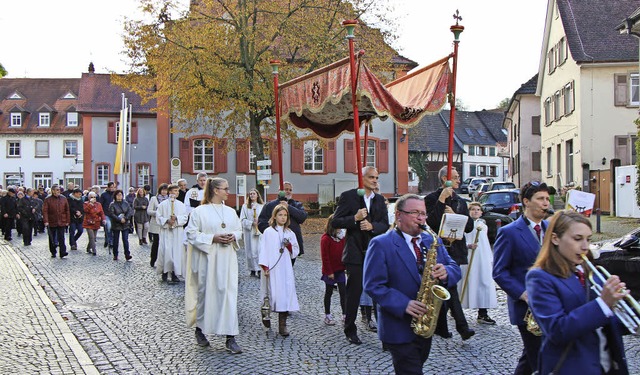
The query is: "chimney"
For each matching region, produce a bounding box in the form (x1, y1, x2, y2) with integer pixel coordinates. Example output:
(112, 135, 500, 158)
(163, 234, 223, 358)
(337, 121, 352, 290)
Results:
(88, 62, 95, 74)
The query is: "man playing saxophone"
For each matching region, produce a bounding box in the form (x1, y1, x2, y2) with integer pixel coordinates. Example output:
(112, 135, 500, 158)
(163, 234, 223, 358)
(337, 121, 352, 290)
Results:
(364, 194, 461, 375)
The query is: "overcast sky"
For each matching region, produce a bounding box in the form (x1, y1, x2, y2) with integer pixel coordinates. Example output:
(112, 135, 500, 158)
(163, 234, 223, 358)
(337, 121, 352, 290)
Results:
(0, 0, 547, 111)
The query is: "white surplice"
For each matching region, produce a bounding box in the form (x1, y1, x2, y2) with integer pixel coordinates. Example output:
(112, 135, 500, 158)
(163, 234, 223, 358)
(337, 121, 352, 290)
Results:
(156, 197, 188, 276)
(458, 220, 498, 309)
(184, 203, 242, 336)
(259, 225, 300, 313)
(239, 203, 264, 272)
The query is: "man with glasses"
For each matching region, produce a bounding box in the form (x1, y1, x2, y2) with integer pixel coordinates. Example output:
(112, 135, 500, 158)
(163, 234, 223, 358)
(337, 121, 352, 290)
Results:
(364, 194, 460, 374)
(424, 166, 475, 340)
(331, 166, 389, 345)
(493, 181, 550, 375)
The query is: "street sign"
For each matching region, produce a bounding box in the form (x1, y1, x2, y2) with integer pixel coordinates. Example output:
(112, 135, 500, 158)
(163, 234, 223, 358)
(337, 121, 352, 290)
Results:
(256, 159, 272, 186)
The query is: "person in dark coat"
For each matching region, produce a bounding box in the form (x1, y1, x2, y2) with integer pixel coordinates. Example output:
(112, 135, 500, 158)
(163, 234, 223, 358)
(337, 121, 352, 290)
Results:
(107, 189, 134, 261)
(16, 189, 37, 246)
(424, 166, 475, 341)
(67, 188, 85, 250)
(331, 167, 389, 345)
(1, 188, 18, 241)
(43, 185, 70, 258)
(31, 189, 44, 236)
(258, 181, 308, 264)
(100, 182, 115, 250)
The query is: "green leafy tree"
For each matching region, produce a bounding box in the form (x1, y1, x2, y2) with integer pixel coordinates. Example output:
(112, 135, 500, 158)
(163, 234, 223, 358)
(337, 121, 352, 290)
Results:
(496, 97, 510, 110)
(116, 0, 399, 193)
(409, 152, 429, 193)
(0, 63, 7, 78)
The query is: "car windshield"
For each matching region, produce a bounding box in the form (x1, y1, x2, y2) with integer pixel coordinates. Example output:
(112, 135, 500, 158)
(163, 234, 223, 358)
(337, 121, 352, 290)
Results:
(479, 192, 516, 205)
(492, 183, 516, 190)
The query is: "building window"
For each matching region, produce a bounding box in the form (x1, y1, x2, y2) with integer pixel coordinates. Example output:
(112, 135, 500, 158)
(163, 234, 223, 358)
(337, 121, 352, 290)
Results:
(193, 139, 214, 172)
(303, 140, 324, 172)
(33, 173, 52, 189)
(478, 146, 487, 156)
(553, 90, 562, 120)
(532, 116, 541, 135)
(116, 121, 131, 143)
(489, 147, 496, 157)
(96, 164, 110, 186)
(566, 140, 574, 183)
(614, 73, 640, 106)
(547, 47, 555, 74)
(546, 147, 553, 177)
(563, 82, 574, 115)
(532, 151, 542, 171)
(67, 112, 79, 127)
(544, 97, 552, 125)
(469, 164, 476, 177)
(64, 140, 78, 157)
(35, 140, 49, 157)
(137, 164, 150, 187)
(630, 74, 639, 106)
(10, 113, 22, 127)
(66, 176, 83, 189)
(557, 37, 567, 66)
(7, 141, 20, 157)
(249, 139, 270, 173)
(39, 113, 50, 127)
(360, 140, 376, 167)
(489, 166, 497, 177)
(468, 146, 475, 156)
(477, 165, 486, 177)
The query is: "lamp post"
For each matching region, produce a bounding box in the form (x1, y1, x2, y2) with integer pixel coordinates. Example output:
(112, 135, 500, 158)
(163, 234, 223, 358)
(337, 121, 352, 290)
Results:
(447, 10, 464, 182)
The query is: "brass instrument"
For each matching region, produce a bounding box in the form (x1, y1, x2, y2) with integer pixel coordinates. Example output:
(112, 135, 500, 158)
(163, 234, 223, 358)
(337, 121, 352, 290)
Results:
(524, 308, 542, 336)
(581, 254, 640, 335)
(460, 219, 485, 302)
(412, 224, 451, 338)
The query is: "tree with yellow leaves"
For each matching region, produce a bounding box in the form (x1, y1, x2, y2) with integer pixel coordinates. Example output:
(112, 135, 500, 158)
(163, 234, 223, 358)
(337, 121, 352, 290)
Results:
(116, 0, 400, 189)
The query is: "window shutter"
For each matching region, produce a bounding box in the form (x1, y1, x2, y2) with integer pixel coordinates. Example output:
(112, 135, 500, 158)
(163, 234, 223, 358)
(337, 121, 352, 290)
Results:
(377, 139, 389, 173)
(108, 122, 116, 143)
(532, 151, 542, 171)
(344, 139, 356, 173)
(469, 146, 475, 156)
(291, 140, 303, 173)
(569, 81, 575, 113)
(532, 116, 541, 135)
(470, 164, 476, 176)
(214, 138, 228, 173)
(270, 139, 280, 173)
(326, 140, 337, 173)
(489, 147, 496, 157)
(236, 139, 250, 174)
(179, 138, 193, 174)
(131, 122, 138, 144)
(614, 74, 628, 106)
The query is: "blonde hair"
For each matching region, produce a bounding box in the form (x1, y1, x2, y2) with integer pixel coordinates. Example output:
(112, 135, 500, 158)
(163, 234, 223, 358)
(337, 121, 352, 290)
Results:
(269, 204, 290, 229)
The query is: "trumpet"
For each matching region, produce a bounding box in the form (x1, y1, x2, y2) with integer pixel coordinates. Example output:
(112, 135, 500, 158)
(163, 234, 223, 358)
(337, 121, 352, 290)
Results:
(581, 254, 640, 335)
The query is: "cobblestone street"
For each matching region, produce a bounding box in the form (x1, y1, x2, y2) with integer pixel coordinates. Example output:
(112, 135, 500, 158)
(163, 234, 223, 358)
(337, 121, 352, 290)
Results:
(2, 216, 640, 374)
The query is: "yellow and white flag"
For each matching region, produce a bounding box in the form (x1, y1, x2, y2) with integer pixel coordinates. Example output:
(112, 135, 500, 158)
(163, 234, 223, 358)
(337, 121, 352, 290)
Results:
(114, 96, 128, 175)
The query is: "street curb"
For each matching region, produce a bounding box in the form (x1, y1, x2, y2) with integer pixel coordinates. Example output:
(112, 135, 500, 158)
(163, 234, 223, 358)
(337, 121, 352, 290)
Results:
(4, 242, 100, 375)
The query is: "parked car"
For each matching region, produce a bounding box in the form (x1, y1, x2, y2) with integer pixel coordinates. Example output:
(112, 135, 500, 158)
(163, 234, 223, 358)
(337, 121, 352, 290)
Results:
(472, 183, 490, 201)
(592, 228, 640, 300)
(488, 181, 517, 192)
(459, 178, 473, 194)
(477, 189, 521, 216)
(460, 195, 513, 244)
(467, 178, 489, 193)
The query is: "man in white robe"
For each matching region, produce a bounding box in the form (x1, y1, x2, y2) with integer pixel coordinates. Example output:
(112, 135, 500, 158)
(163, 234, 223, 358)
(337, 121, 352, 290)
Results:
(184, 200, 242, 351)
(156, 185, 188, 282)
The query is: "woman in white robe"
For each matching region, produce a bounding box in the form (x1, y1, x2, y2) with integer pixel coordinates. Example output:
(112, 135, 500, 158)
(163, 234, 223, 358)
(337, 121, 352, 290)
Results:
(259, 204, 300, 337)
(458, 202, 498, 324)
(184, 177, 243, 354)
(239, 188, 264, 277)
(156, 184, 189, 282)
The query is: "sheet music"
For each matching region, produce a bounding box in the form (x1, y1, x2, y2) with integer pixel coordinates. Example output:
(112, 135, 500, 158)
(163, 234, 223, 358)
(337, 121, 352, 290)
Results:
(565, 189, 596, 217)
(438, 213, 468, 242)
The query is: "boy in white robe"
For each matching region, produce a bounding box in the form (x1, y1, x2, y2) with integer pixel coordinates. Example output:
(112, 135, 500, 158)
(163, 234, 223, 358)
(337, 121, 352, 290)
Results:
(156, 184, 188, 282)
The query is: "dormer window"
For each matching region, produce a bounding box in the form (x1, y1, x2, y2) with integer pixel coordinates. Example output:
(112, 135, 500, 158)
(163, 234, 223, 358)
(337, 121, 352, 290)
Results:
(67, 112, 78, 127)
(10, 113, 22, 127)
(39, 113, 51, 127)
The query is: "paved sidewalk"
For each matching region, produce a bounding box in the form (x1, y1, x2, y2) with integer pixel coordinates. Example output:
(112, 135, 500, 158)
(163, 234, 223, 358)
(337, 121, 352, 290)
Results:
(1, 221, 639, 374)
(0, 241, 98, 375)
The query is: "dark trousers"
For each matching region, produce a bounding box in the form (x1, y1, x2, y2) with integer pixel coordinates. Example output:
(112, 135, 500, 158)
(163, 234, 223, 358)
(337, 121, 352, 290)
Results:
(324, 282, 346, 315)
(385, 336, 432, 375)
(20, 219, 33, 245)
(436, 286, 469, 333)
(48, 226, 67, 256)
(344, 263, 363, 337)
(112, 229, 130, 258)
(514, 324, 542, 375)
(3, 217, 13, 240)
(150, 233, 159, 266)
(69, 222, 84, 246)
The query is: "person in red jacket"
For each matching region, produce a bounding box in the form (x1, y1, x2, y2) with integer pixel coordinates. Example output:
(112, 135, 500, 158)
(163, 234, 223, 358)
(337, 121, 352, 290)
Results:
(83, 191, 106, 255)
(42, 185, 71, 258)
(320, 214, 347, 326)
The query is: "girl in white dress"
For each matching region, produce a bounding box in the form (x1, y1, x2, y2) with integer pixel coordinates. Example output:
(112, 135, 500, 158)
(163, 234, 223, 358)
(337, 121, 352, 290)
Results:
(459, 202, 498, 324)
(259, 204, 300, 337)
(239, 188, 264, 277)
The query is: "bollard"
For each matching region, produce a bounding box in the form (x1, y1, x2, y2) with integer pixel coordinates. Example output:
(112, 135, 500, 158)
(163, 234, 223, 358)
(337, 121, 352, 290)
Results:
(596, 208, 601, 233)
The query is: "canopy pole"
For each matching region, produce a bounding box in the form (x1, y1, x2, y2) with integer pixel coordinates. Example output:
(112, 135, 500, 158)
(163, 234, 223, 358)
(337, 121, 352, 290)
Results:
(343, 20, 364, 194)
(447, 11, 464, 182)
(363, 120, 369, 167)
(270, 60, 285, 196)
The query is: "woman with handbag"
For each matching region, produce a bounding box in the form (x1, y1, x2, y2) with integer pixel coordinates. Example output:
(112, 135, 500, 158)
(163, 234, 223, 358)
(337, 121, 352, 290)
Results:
(83, 192, 106, 255)
(108, 190, 134, 261)
(526, 210, 629, 375)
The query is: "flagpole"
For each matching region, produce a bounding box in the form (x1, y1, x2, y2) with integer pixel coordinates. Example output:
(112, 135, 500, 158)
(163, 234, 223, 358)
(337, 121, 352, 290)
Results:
(447, 11, 464, 181)
(128, 103, 132, 191)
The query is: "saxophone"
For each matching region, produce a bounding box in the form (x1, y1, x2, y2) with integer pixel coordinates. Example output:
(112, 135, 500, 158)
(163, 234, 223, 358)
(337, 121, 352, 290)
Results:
(411, 224, 451, 338)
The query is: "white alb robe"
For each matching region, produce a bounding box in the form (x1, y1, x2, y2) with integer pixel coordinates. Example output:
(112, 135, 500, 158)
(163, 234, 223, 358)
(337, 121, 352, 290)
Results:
(259, 225, 300, 312)
(239, 203, 264, 272)
(156, 198, 188, 276)
(458, 220, 498, 309)
(185, 203, 242, 336)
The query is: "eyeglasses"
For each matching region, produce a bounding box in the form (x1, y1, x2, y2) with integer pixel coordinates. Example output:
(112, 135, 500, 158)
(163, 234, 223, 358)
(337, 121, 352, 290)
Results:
(399, 210, 427, 218)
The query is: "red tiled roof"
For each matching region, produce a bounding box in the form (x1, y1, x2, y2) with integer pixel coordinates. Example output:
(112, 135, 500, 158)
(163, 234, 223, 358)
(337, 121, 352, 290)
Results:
(77, 73, 157, 114)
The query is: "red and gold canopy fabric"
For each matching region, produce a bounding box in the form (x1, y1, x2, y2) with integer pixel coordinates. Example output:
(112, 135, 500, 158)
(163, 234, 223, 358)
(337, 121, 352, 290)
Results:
(279, 56, 451, 138)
